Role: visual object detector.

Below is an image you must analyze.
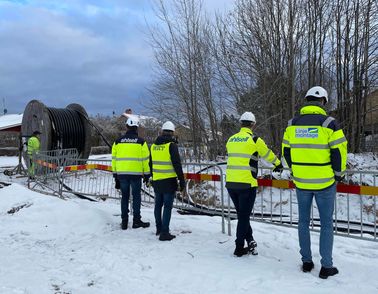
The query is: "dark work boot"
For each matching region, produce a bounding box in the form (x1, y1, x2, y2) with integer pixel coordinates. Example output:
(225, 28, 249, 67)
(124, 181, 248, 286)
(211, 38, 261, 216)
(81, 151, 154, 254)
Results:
(233, 245, 249, 257)
(319, 267, 339, 279)
(132, 218, 150, 229)
(121, 218, 128, 230)
(302, 261, 314, 272)
(159, 232, 176, 241)
(156, 227, 161, 236)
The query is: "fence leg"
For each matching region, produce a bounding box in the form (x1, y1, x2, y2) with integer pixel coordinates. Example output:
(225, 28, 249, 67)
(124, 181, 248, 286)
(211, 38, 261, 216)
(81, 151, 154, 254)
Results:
(227, 193, 232, 236)
(58, 171, 63, 198)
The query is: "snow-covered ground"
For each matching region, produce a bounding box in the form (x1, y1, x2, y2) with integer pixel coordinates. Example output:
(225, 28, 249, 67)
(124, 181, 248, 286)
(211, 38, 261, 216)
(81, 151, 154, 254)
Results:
(1, 156, 378, 293)
(0, 156, 20, 167)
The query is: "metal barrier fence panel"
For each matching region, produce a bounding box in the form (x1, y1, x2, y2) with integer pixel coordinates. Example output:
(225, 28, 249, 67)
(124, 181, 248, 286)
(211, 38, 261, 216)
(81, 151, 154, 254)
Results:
(30, 148, 80, 196)
(247, 166, 378, 241)
(61, 158, 119, 199)
(61, 160, 227, 233)
(30, 152, 378, 241)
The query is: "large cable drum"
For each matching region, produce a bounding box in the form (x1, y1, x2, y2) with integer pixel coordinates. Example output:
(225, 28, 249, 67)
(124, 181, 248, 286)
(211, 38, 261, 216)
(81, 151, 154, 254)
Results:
(21, 100, 92, 159)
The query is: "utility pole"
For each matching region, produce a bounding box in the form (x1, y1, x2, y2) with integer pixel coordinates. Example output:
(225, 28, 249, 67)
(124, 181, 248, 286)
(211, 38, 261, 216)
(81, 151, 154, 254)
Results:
(2, 98, 7, 115)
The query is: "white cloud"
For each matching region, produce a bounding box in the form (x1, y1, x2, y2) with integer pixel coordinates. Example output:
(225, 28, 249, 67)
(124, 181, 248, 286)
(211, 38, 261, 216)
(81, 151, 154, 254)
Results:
(0, 1, 154, 115)
(0, 0, 235, 115)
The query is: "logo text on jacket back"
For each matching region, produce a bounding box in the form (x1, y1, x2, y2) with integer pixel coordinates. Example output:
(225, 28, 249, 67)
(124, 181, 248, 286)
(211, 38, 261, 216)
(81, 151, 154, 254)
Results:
(229, 136, 249, 143)
(153, 145, 166, 151)
(120, 138, 138, 143)
(295, 128, 319, 138)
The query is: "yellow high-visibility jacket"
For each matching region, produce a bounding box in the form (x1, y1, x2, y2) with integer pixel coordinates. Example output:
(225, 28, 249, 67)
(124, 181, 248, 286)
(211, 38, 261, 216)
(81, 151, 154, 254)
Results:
(226, 127, 281, 189)
(112, 130, 150, 178)
(151, 142, 177, 181)
(282, 104, 347, 190)
(27, 136, 40, 157)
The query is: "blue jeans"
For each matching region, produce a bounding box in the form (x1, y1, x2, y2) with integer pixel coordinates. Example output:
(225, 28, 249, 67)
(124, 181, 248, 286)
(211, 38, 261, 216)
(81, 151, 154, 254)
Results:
(227, 187, 256, 247)
(154, 191, 175, 233)
(296, 183, 336, 268)
(120, 178, 142, 220)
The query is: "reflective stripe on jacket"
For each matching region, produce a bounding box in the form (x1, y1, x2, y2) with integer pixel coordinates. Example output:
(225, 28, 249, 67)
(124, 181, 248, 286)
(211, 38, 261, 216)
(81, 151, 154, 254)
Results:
(27, 136, 40, 156)
(151, 142, 177, 181)
(111, 131, 150, 177)
(282, 104, 348, 190)
(226, 127, 281, 188)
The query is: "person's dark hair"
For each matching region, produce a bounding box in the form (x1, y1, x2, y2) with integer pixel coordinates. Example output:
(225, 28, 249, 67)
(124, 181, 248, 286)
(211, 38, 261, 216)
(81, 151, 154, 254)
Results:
(241, 121, 254, 128)
(162, 130, 174, 136)
(127, 125, 138, 132)
(306, 96, 326, 104)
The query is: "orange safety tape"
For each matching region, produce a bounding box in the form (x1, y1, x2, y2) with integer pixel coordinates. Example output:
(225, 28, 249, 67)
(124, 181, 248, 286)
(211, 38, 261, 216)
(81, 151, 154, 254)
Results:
(64, 164, 112, 172)
(76, 165, 87, 170)
(96, 164, 112, 171)
(272, 179, 293, 189)
(35, 160, 57, 169)
(259, 179, 378, 196)
(359, 185, 378, 196)
(87, 164, 97, 170)
(184, 173, 221, 181)
(337, 183, 360, 194)
(62, 164, 378, 196)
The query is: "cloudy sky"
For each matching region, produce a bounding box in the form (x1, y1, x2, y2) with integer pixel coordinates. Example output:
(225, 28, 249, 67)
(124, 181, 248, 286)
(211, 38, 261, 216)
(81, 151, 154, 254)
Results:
(0, 0, 233, 116)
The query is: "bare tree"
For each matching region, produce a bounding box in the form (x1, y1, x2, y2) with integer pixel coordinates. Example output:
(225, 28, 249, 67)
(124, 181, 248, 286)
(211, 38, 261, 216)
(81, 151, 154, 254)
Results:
(212, 0, 308, 151)
(332, 0, 377, 152)
(147, 0, 224, 160)
(146, 0, 378, 157)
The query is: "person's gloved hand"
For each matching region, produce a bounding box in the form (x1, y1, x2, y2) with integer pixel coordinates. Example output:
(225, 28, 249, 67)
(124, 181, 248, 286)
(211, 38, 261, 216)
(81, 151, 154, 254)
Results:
(273, 163, 284, 173)
(115, 178, 120, 190)
(144, 177, 152, 188)
(335, 175, 345, 182)
(143, 175, 150, 184)
(179, 180, 186, 192)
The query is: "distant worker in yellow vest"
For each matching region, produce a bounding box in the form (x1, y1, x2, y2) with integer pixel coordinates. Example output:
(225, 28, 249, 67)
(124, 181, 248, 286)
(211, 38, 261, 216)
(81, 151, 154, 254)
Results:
(150, 121, 185, 241)
(27, 130, 41, 178)
(112, 117, 151, 230)
(282, 86, 347, 279)
(226, 112, 283, 257)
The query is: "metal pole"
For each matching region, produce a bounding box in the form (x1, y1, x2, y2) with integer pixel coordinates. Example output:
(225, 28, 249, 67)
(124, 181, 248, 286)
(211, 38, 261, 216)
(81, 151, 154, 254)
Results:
(220, 166, 225, 234)
(360, 173, 363, 238)
(374, 175, 377, 240)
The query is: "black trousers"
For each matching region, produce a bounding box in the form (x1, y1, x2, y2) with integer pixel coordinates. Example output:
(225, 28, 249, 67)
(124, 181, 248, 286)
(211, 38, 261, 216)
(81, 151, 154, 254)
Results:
(227, 187, 257, 247)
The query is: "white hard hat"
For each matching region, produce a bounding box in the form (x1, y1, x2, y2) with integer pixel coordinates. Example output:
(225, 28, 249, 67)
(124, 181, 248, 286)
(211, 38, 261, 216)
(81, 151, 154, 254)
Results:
(126, 117, 139, 127)
(305, 86, 328, 103)
(239, 112, 256, 123)
(162, 121, 175, 132)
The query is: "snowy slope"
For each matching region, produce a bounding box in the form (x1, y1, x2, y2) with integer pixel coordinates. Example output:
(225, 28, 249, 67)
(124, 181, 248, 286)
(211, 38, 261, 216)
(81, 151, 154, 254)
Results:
(1, 182, 378, 294)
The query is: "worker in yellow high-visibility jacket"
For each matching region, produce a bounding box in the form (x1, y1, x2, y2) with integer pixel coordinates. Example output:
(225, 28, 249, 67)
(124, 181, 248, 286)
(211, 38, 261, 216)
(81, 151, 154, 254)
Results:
(226, 112, 283, 257)
(282, 86, 347, 279)
(150, 121, 185, 241)
(112, 117, 151, 230)
(27, 130, 41, 178)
